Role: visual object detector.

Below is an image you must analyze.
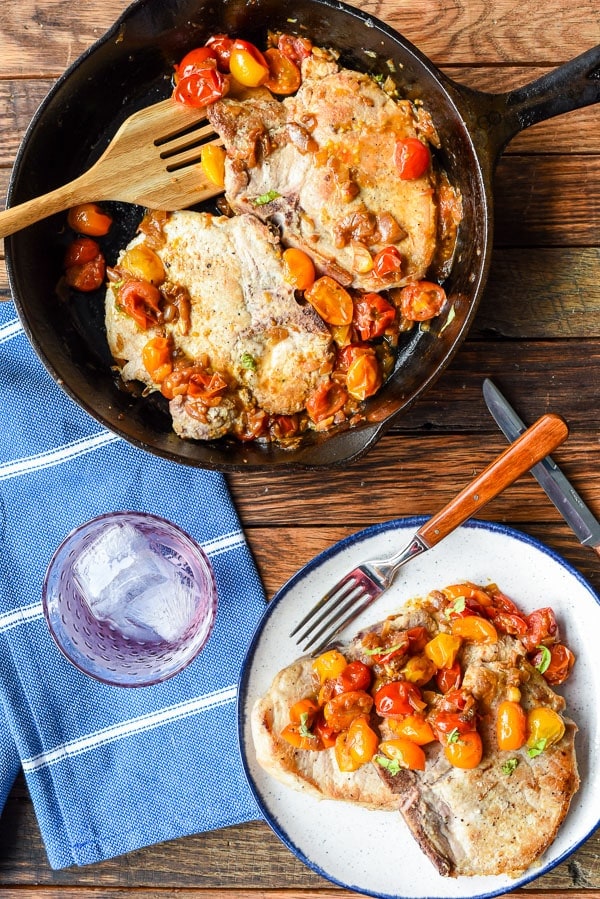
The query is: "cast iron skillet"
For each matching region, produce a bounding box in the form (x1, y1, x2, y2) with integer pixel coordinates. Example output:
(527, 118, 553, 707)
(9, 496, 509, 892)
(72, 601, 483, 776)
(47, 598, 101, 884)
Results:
(6, 0, 600, 471)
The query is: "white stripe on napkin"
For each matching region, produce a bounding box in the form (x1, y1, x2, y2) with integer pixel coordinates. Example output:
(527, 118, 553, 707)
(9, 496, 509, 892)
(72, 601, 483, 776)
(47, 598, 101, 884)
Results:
(0, 602, 44, 631)
(0, 318, 24, 343)
(0, 431, 120, 481)
(21, 686, 237, 772)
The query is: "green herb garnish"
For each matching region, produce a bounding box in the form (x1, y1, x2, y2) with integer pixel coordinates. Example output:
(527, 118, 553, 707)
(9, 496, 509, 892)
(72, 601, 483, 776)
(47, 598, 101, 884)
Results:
(253, 190, 281, 206)
(375, 755, 401, 776)
(299, 712, 313, 739)
(527, 738, 547, 759)
(447, 728, 460, 744)
(240, 352, 257, 371)
(445, 595, 466, 617)
(501, 758, 519, 776)
(535, 645, 552, 675)
(363, 641, 405, 658)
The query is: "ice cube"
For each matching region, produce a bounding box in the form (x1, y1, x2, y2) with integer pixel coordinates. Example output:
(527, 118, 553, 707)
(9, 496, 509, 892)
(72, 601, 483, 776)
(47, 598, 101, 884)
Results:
(122, 573, 199, 643)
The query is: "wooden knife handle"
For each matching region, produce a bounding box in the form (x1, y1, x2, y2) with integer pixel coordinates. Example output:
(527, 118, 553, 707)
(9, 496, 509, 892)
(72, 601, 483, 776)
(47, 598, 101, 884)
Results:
(418, 413, 569, 548)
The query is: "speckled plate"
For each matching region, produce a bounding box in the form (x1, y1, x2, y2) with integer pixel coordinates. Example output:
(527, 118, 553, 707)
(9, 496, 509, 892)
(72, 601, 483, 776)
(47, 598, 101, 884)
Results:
(238, 517, 600, 899)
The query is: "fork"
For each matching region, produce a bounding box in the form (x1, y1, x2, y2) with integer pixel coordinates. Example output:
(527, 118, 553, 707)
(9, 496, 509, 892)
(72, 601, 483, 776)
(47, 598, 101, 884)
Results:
(0, 98, 224, 239)
(291, 412, 568, 653)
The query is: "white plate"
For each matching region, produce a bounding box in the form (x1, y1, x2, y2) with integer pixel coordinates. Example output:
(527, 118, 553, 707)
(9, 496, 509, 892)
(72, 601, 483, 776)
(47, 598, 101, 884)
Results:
(238, 517, 600, 899)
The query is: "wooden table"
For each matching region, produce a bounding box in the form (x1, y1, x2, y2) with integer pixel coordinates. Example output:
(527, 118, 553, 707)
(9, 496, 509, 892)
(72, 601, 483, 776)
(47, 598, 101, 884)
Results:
(1, 0, 599, 896)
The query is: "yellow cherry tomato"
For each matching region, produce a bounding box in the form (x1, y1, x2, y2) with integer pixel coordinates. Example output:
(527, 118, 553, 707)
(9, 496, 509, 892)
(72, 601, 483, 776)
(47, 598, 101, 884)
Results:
(335, 716, 379, 771)
(142, 337, 173, 383)
(451, 616, 498, 644)
(526, 707, 565, 752)
(312, 649, 347, 683)
(201, 144, 226, 187)
(120, 244, 166, 286)
(282, 247, 315, 290)
(346, 353, 382, 401)
(496, 700, 527, 751)
(424, 632, 462, 669)
(305, 276, 353, 325)
(378, 738, 426, 771)
(444, 730, 483, 769)
(289, 698, 319, 725)
(402, 654, 437, 686)
(229, 40, 269, 87)
(388, 714, 435, 746)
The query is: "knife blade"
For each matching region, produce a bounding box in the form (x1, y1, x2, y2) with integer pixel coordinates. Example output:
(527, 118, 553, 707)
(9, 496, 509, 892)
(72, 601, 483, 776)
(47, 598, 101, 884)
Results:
(483, 377, 600, 557)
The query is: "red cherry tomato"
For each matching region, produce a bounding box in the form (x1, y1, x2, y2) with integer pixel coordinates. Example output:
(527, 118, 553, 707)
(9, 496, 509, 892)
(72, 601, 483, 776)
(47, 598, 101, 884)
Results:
(277, 33, 312, 68)
(173, 66, 228, 108)
(373, 246, 403, 279)
(64, 237, 101, 268)
(65, 254, 106, 292)
(305, 379, 348, 423)
(206, 34, 234, 71)
(174, 46, 218, 82)
(353, 293, 397, 340)
(117, 279, 162, 329)
(532, 643, 575, 685)
(435, 661, 462, 694)
(522, 607, 559, 653)
(398, 281, 447, 321)
(338, 660, 372, 693)
(394, 137, 430, 180)
(374, 680, 423, 717)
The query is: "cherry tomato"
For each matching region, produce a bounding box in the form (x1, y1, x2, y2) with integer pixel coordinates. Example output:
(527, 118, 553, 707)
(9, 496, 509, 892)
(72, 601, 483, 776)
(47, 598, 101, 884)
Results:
(523, 607, 559, 653)
(269, 414, 300, 440)
(206, 34, 234, 71)
(490, 611, 528, 637)
(312, 649, 347, 683)
(120, 244, 166, 285)
(282, 247, 315, 290)
(280, 722, 321, 751)
(402, 654, 437, 686)
(435, 661, 462, 694)
(374, 680, 424, 717)
(407, 627, 430, 652)
(229, 39, 269, 87)
(277, 33, 312, 68)
(346, 353, 382, 401)
(388, 713, 435, 745)
(484, 584, 520, 614)
(305, 275, 353, 325)
(378, 737, 426, 771)
(353, 293, 396, 340)
(496, 700, 527, 751)
(444, 730, 482, 769)
(313, 711, 337, 748)
(399, 280, 447, 321)
(201, 144, 226, 187)
(173, 66, 229, 108)
(532, 643, 575, 685)
(362, 631, 410, 665)
(335, 717, 379, 771)
(443, 582, 493, 608)
(428, 689, 477, 740)
(289, 698, 319, 726)
(174, 46, 218, 83)
(323, 690, 373, 732)
(424, 632, 462, 668)
(526, 707, 565, 750)
(451, 615, 498, 644)
(64, 237, 101, 268)
(394, 137, 430, 180)
(142, 336, 173, 382)
(338, 660, 372, 693)
(187, 370, 228, 399)
(65, 255, 106, 292)
(117, 279, 162, 329)
(305, 379, 348, 423)
(373, 246, 403, 279)
(67, 202, 113, 237)
(264, 47, 301, 94)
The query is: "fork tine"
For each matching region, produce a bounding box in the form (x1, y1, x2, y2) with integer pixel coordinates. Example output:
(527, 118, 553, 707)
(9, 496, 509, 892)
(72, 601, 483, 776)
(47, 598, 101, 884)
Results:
(300, 585, 369, 651)
(307, 592, 380, 655)
(288, 573, 359, 638)
(295, 580, 365, 647)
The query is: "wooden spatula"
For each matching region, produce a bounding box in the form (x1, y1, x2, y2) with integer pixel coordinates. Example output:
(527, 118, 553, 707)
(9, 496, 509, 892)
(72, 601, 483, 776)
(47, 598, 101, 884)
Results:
(0, 98, 224, 239)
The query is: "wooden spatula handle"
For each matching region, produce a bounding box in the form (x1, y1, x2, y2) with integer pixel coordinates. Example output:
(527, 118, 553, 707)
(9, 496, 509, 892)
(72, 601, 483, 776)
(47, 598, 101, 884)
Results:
(0, 176, 90, 239)
(418, 413, 569, 548)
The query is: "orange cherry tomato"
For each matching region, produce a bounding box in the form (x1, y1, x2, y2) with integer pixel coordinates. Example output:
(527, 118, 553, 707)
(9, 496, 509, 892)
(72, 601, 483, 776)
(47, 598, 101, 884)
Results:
(305, 276, 353, 325)
(142, 336, 173, 383)
(374, 680, 424, 717)
(352, 293, 396, 340)
(305, 379, 348, 423)
(444, 730, 483, 769)
(335, 716, 379, 771)
(424, 632, 462, 668)
(289, 697, 319, 725)
(117, 279, 162, 329)
(280, 722, 321, 751)
(64, 237, 101, 268)
(399, 280, 447, 321)
(282, 247, 315, 290)
(323, 690, 373, 733)
(378, 738, 426, 771)
(394, 137, 430, 180)
(312, 649, 347, 683)
(402, 654, 437, 686)
(229, 39, 269, 87)
(532, 643, 575, 685)
(67, 203, 113, 237)
(174, 46, 218, 83)
(451, 616, 498, 644)
(373, 246, 403, 279)
(264, 47, 301, 94)
(205, 34, 234, 71)
(443, 582, 493, 608)
(388, 714, 435, 746)
(346, 353, 382, 401)
(173, 66, 229, 108)
(201, 144, 227, 187)
(496, 700, 527, 751)
(187, 370, 228, 399)
(277, 33, 312, 68)
(435, 661, 462, 694)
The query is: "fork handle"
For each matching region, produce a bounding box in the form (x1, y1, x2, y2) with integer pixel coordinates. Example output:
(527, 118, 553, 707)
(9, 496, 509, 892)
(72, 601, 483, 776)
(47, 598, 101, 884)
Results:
(417, 413, 568, 548)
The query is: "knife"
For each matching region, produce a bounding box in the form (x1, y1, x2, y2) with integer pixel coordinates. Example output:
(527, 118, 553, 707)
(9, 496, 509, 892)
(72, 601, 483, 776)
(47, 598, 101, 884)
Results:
(483, 377, 600, 558)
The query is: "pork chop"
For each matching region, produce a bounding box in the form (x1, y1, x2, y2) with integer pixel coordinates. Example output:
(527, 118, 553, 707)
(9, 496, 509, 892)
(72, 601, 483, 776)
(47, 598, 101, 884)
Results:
(105, 210, 333, 441)
(208, 51, 461, 291)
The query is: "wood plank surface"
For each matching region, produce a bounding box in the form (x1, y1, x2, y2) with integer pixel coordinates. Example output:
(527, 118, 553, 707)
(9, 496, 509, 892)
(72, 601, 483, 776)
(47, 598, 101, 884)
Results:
(1, 0, 599, 896)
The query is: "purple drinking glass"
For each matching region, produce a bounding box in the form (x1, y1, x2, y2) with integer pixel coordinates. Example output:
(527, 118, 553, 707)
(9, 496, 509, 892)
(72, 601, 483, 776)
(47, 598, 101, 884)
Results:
(42, 511, 217, 687)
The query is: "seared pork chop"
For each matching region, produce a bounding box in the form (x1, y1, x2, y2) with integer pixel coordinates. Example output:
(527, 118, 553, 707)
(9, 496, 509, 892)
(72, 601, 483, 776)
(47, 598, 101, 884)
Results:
(252, 589, 579, 878)
(105, 211, 333, 441)
(208, 51, 460, 291)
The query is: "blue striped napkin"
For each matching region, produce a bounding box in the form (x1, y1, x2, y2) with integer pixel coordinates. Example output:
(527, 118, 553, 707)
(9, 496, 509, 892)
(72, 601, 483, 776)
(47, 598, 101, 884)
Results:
(0, 302, 265, 868)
